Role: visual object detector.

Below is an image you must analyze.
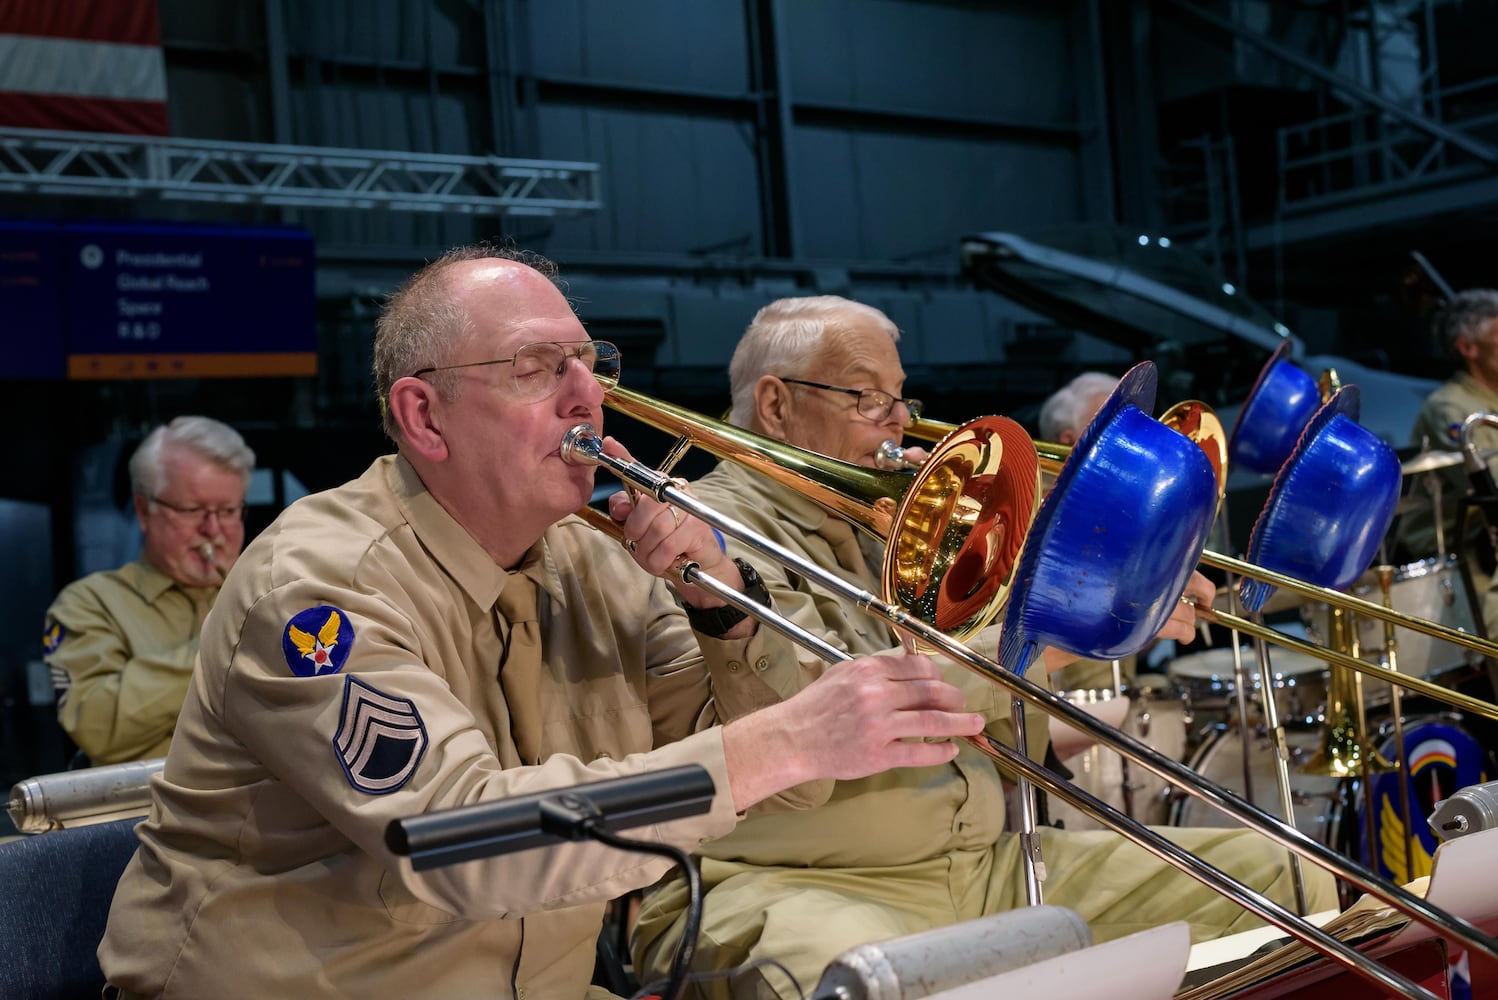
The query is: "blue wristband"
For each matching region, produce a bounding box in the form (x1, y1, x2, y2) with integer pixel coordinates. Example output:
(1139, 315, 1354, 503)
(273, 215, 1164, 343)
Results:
(710, 527, 727, 553)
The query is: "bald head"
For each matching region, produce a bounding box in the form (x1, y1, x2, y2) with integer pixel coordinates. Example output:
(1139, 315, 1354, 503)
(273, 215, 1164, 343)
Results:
(374, 246, 565, 441)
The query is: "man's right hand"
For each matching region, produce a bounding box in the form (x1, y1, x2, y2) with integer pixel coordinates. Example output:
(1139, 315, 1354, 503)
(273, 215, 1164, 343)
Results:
(720, 652, 984, 812)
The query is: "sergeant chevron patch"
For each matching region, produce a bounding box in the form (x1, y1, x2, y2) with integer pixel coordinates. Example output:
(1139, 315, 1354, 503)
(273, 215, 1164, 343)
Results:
(333, 676, 428, 795)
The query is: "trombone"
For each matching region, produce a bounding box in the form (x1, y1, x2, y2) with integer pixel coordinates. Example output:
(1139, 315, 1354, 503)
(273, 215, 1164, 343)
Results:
(569, 380, 1497, 1000)
(903, 414, 1498, 718)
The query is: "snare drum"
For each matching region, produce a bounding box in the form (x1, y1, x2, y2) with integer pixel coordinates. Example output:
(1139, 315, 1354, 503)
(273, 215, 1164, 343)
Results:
(1170, 727, 1344, 847)
(1045, 685, 1186, 833)
(1168, 647, 1329, 736)
(1361, 715, 1491, 882)
(1301, 555, 1484, 704)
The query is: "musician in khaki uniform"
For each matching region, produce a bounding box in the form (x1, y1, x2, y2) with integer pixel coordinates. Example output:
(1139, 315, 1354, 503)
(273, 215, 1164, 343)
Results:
(1399, 290, 1498, 642)
(43, 416, 253, 764)
(632, 296, 1336, 1000)
(99, 249, 985, 999)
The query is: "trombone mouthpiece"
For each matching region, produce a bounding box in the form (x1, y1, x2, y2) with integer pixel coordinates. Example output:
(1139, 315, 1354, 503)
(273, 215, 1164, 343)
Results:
(561, 424, 603, 465)
(875, 440, 916, 471)
(199, 542, 215, 562)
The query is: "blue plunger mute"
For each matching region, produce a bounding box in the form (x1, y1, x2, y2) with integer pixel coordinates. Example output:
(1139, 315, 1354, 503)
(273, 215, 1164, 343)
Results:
(1238, 385, 1401, 612)
(998, 361, 1220, 672)
(1228, 341, 1321, 476)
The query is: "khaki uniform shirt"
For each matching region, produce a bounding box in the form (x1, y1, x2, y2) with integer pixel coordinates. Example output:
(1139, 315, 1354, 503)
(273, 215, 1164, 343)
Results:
(99, 455, 813, 999)
(667, 461, 1049, 870)
(43, 556, 217, 763)
(1400, 372, 1498, 556)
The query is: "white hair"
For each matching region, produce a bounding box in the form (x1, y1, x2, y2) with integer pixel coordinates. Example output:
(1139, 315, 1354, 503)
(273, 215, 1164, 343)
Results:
(129, 416, 255, 497)
(1038, 371, 1119, 442)
(727, 295, 900, 427)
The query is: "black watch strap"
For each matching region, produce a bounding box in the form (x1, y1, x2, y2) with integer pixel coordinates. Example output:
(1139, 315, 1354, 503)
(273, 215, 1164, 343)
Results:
(683, 558, 770, 638)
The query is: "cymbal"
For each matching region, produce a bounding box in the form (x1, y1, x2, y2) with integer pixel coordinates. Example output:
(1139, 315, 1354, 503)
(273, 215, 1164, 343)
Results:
(1400, 446, 1498, 476)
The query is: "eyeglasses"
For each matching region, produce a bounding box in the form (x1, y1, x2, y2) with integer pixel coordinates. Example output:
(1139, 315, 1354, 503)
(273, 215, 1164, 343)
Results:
(780, 378, 924, 423)
(412, 340, 621, 401)
(150, 497, 246, 524)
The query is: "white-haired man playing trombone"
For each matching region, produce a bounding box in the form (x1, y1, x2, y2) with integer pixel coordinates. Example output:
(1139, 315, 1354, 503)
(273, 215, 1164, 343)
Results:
(632, 294, 1336, 1000)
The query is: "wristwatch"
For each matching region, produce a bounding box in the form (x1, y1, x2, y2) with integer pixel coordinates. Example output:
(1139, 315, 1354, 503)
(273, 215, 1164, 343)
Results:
(683, 558, 770, 637)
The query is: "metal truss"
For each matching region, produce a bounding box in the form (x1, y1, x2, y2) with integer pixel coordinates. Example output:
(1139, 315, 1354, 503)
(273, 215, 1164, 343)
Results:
(0, 126, 601, 217)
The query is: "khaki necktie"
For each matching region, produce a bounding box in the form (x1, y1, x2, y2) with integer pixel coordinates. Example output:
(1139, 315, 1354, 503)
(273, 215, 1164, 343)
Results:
(496, 572, 545, 764)
(184, 586, 217, 631)
(815, 515, 874, 585)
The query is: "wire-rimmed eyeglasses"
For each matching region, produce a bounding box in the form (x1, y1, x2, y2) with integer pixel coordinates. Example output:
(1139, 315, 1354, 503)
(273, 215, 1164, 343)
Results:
(412, 340, 621, 401)
(779, 377, 923, 423)
(150, 496, 246, 524)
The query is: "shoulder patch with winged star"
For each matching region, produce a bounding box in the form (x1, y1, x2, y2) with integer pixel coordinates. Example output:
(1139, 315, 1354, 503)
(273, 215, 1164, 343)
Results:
(281, 605, 355, 677)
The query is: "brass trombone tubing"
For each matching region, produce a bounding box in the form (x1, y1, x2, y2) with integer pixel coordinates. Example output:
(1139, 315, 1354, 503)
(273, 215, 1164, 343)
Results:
(908, 419, 1498, 665)
(581, 513, 1434, 999)
(561, 423, 1498, 992)
(582, 486, 1430, 993)
(1199, 548, 1498, 663)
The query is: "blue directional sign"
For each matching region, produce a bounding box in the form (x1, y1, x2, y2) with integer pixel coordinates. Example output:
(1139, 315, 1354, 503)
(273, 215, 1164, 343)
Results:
(0, 219, 316, 380)
(64, 222, 317, 379)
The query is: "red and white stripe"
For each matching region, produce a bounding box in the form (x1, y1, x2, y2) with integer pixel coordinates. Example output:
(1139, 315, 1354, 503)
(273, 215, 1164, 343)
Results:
(0, 0, 168, 135)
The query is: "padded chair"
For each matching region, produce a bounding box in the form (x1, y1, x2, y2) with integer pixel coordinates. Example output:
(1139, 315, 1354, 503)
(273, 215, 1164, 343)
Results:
(0, 818, 142, 999)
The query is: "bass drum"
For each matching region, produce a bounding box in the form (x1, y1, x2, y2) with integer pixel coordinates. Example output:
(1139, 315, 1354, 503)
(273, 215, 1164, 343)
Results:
(1046, 683, 1186, 833)
(1170, 726, 1344, 847)
(1361, 715, 1492, 883)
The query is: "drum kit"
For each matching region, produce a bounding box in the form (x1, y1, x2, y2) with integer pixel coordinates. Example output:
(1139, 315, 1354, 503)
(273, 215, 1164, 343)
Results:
(1040, 366, 1496, 903)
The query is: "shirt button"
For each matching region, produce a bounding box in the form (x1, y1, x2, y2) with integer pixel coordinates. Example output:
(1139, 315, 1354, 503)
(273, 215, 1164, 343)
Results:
(727, 660, 742, 672)
(754, 656, 769, 672)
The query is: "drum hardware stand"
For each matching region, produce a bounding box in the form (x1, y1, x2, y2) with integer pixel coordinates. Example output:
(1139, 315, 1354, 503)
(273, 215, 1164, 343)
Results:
(1217, 503, 1310, 913)
(1376, 565, 1417, 885)
(1456, 410, 1498, 696)
(1246, 628, 1311, 916)
(1302, 606, 1395, 903)
(1110, 659, 1140, 822)
(1214, 504, 1261, 805)
(1012, 696, 1046, 904)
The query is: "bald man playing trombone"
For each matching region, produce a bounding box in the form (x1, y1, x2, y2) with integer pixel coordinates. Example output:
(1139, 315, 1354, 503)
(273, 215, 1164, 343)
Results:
(97, 248, 986, 1000)
(632, 295, 1337, 1000)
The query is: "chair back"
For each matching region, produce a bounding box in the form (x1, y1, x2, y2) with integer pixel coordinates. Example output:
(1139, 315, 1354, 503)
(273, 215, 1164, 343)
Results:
(0, 818, 141, 999)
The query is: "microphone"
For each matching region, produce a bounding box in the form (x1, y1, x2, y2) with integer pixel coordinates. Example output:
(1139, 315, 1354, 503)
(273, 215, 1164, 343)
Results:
(1429, 779, 1498, 842)
(385, 764, 715, 870)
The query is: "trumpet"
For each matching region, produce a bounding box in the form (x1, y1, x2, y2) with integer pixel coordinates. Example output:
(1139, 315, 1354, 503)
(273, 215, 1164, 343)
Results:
(571, 373, 1497, 998)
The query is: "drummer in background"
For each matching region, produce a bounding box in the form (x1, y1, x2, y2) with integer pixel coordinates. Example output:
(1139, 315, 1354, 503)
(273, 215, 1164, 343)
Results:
(1400, 288, 1498, 635)
(632, 296, 1336, 1000)
(1037, 372, 1142, 694)
(42, 416, 254, 765)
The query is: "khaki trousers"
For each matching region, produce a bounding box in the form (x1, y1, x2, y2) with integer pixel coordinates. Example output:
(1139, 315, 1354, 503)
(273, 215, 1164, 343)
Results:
(634, 825, 1337, 1000)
